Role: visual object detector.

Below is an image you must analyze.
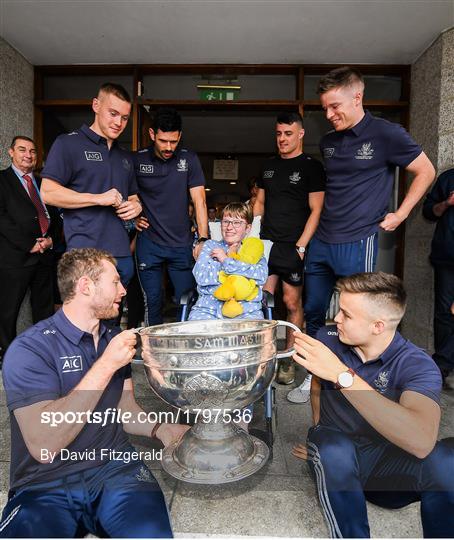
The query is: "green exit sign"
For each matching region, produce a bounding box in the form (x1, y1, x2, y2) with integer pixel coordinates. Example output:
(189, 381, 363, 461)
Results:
(199, 88, 240, 101)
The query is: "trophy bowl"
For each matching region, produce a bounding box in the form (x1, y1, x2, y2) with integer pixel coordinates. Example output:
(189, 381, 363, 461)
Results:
(138, 319, 297, 484)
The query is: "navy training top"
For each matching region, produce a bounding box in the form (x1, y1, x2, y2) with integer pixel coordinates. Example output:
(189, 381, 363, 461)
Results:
(133, 145, 205, 247)
(316, 111, 422, 243)
(316, 326, 441, 440)
(3, 309, 132, 490)
(422, 168, 454, 265)
(41, 125, 138, 257)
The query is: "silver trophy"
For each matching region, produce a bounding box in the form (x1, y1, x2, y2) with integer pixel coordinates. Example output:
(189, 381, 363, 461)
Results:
(137, 319, 298, 484)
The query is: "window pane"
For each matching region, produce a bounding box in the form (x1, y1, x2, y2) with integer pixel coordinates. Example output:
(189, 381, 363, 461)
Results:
(43, 75, 134, 100)
(143, 74, 296, 100)
(301, 110, 331, 159)
(177, 110, 278, 153)
(304, 75, 402, 101)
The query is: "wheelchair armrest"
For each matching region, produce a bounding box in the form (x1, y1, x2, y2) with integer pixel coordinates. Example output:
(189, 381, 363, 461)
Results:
(262, 290, 275, 309)
(180, 289, 197, 306)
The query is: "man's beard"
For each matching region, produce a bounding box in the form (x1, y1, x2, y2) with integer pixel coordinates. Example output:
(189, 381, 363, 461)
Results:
(92, 300, 120, 320)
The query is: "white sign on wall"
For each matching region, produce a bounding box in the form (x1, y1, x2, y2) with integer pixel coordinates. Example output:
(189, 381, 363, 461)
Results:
(213, 159, 239, 180)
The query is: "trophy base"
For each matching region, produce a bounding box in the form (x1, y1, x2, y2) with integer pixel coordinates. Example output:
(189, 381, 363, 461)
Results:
(161, 422, 270, 484)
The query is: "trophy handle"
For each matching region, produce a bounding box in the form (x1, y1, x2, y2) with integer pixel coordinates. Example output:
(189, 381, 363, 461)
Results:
(275, 320, 301, 359)
(131, 327, 145, 334)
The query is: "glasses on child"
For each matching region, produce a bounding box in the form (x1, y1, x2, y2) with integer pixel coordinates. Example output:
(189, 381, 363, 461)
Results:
(221, 219, 247, 229)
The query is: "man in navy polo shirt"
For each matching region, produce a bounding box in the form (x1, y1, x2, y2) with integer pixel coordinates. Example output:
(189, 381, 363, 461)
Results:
(303, 67, 435, 339)
(290, 67, 436, 404)
(134, 108, 208, 325)
(0, 248, 188, 538)
(292, 272, 453, 538)
(41, 83, 143, 286)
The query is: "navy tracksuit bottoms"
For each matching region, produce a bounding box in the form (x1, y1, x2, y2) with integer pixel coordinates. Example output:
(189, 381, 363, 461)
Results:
(307, 424, 454, 538)
(0, 458, 172, 538)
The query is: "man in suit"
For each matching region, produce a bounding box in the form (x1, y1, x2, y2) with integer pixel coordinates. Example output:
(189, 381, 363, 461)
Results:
(0, 136, 57, 362)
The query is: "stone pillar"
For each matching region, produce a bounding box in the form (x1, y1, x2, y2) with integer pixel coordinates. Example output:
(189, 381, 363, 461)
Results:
(0, 37, 34, 168)
(0, 37, 34, 333)
(403, 28, 454, 351)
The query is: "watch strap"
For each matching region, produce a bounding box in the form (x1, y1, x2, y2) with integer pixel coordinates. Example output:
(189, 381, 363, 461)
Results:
(334, 368, 355, 390)
(151, 422, 162, 439)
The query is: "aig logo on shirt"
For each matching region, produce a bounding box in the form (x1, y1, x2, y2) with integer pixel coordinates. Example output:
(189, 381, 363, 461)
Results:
(139, 164, 154, 174)
(263, 170, 274, 178)
(60, 355, 83, 373)
(84, 151, 103, 162)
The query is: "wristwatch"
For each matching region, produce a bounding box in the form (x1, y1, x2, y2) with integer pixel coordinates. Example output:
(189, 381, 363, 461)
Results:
(335, 368, 355, 389)
(296, 245, 306, 254)
(195, 237, 208, 244)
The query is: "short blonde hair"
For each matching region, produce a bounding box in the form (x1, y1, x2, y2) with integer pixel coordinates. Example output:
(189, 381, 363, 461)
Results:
(337, 272, 406, 323)
(317, 66, 365, 95)
(98, 82, 131, 103)
(222, 202, 253, 224)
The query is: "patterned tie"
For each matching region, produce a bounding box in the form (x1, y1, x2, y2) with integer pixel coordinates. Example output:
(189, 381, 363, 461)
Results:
(23, 174, 50, 235)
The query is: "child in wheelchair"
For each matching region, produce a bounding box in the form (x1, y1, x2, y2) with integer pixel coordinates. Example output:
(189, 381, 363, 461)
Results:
(188, 202, 268, 321)
(185, 202, 273, 439)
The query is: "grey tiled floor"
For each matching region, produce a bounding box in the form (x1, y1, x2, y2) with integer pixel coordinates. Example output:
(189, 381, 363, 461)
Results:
(1, 363, 453, 538)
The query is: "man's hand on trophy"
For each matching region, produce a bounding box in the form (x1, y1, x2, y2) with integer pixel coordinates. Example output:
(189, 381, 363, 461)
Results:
(155, 423, 190, 447)
(292, 331, 346, 383)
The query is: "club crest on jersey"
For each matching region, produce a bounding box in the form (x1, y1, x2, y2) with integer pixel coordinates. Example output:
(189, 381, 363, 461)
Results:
(177, 159, 188, 172)
(355, 142, 374, 160)
(84, 151, 103, 162)
(263, 170, 274, 178)
(139, 164, 154, 174)
(60, 355, 83, 373)
(289, 172, 301, 184)
(323, 147, 335, 158)
(122, 158, 131, 171)
(136, 466, 153, 482)
(374, 370, 389, 393)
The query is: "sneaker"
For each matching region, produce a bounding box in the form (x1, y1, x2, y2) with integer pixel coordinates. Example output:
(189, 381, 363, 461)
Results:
(277, 361, 295, 385)
(287, 374, 312, 403)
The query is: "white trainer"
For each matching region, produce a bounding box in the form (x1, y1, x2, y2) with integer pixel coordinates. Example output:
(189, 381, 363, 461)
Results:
(287, 374, 312, 403)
